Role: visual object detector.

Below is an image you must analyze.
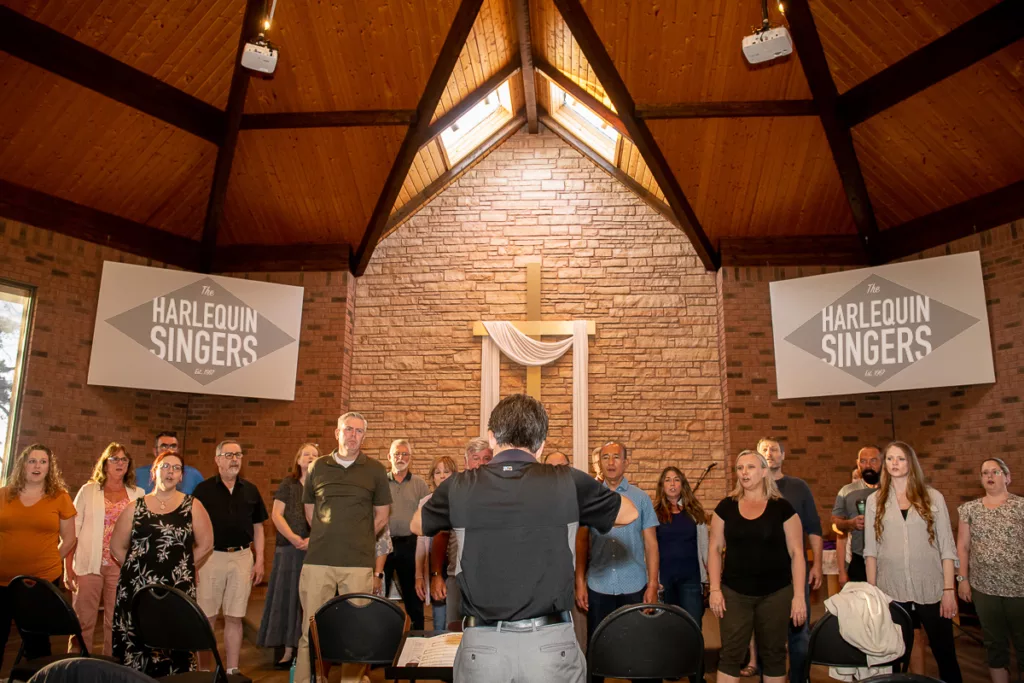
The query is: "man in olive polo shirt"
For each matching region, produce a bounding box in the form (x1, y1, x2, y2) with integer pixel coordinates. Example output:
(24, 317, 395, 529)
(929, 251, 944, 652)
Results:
(412, 394, 639, 683)
(294, 411, 391, 683)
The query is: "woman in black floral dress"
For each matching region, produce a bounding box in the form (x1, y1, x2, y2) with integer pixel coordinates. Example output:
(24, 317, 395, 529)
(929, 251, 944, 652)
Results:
(108, 452, 213, 676)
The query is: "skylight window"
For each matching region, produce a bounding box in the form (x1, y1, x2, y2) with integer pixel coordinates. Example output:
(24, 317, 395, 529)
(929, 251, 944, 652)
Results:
(440, 80, 514, 165)
(548, 81, 619, 163)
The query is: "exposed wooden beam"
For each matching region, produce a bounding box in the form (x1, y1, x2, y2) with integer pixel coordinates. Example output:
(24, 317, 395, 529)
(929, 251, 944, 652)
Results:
(387, 115, 527, 234)
(240, 110, 417, 130)
(0, 6, 225, 144)
(637, 100, 818, 119)
(198, 0, 264, 273)
(0, 180, 201, 270)
(425, 56, 521, 141)
(541, 112, 679, 229)
(513, 0, 539, 133)
(840, 1, 1024, 127)
(354, 0, 487, 276)
(880, 180, 1024, 262)
(784, 0, 879, 263)
(211, 243, 354, 273)
(719, 235, 868, 266)
(551, 0, 718, 270)
(533, 59, 628, 139)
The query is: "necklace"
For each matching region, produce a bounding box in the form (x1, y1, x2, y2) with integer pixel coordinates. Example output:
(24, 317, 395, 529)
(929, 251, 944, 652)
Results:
(154, 492, 176, 510)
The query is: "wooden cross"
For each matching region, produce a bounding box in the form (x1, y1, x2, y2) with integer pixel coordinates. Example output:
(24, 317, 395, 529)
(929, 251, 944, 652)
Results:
(473, 260, 596, 400)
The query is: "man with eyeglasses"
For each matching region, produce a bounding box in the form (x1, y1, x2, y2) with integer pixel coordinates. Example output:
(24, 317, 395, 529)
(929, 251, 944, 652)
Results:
(575, 441, 659, 682)
(192, 439, 269, 676)
(135, 431, 204, 494)
(383, 439, 430, 630)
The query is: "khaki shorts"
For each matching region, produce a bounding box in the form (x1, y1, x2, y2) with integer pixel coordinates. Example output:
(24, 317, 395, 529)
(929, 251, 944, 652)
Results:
(198, 550, 254, 618)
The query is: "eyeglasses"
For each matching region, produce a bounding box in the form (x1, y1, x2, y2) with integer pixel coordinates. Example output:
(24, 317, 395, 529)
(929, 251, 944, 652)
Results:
(219, 452, 244, 460)
(158, 463, 183, 472)
(157, 443, 179, 452)
(108, 456, 129, 464)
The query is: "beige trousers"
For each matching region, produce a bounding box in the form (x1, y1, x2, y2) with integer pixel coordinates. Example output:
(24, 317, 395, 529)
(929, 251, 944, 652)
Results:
(70, 563, 120, 656)
(294, 564, 374, 683)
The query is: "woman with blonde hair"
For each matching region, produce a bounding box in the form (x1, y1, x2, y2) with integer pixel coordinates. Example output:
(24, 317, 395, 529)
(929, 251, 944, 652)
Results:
(864, 441, 961, 683)
(0, 444, 77, 670)
(956, 458, 1024, 683)
(653, 466, 708, 626)
(416, 455, 458, 628)
(257, 442, 319, 668)
(65, 442, 145, 655)
(708, 450, 806, 683)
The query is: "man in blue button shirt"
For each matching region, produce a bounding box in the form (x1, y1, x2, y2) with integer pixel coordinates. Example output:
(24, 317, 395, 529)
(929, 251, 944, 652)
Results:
(135, 431, 205, 494)
(575, 441, 659, 681)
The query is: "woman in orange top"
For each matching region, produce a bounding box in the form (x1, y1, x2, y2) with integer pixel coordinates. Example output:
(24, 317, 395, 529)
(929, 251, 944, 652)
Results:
(0, 444, 77, 669)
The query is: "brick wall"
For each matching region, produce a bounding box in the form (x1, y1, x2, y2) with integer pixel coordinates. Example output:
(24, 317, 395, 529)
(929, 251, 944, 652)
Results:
(349, 128, 728, 504)
(1, 219, 355, 574)
(718, 220, 1024, 529)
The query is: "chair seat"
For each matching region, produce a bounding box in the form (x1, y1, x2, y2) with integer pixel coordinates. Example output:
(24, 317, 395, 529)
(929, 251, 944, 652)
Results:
(158, 672, 252, 683)
(10, 653, 118, 682)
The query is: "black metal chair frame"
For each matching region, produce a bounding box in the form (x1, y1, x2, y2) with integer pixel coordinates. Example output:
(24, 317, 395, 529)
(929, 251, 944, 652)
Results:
(801, 602, 915, 683)
(307, 592, 407, 682)
(587, 602, 705, 682)
(8, 575, 98, 682)
(129, 583, 233, 683)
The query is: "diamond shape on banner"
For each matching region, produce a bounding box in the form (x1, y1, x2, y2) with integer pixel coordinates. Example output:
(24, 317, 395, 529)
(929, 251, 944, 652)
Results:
(105, 277, 296, 385)
(784, 275, 980, 387)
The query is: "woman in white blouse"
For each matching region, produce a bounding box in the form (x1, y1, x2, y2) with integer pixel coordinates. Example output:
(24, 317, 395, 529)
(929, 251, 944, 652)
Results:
(864, 441, 961, 683)
(64, 442, 145, 655)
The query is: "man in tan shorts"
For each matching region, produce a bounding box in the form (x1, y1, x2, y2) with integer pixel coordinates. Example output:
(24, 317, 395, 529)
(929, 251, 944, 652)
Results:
(192, 440, 268, 675)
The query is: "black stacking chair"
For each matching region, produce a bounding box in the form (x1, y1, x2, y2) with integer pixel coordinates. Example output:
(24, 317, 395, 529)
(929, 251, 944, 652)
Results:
(27, 657, 160, 683)
(307, 593, 407, 683)
(801, 602, 915, 683)
(860, 675, 943, 683)
(588, 603, 704, 681)
(130, 584, 250, 683)
(8, 575, 116, 683)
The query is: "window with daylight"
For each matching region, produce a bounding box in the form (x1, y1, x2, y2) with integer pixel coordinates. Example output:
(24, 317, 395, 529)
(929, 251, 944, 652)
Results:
(0, 281, 34, 482)
(439, 80, 514, 165)
(548, 81, 619, 162)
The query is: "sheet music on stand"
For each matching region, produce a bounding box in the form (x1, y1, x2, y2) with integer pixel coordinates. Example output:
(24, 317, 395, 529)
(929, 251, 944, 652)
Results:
(396, 632, 463, 668)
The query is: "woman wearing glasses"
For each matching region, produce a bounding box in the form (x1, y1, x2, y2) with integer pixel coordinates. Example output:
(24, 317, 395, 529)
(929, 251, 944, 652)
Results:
(64, 442, 145, 656)
(109, 450, 213, 676)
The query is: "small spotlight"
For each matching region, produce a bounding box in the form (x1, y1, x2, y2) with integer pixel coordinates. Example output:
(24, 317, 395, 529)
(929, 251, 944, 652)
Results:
(778, 1, 786, 13)
(263, 18, 271, 30)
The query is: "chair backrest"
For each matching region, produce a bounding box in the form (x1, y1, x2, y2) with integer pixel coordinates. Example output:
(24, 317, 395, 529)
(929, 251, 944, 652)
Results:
(309, 593, 406, 668)
(130, 584, 227, 680)
(587, 603, 705, 680)
(803, 602, 915, 683)
(9, 575, 88, 654)
(859, 675, 943, 683)
(27, 657, 159, 683)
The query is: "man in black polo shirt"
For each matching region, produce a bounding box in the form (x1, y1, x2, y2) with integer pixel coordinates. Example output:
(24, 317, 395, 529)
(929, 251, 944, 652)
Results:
(412, 394, 639, 683)
(192, 439, 269, 675)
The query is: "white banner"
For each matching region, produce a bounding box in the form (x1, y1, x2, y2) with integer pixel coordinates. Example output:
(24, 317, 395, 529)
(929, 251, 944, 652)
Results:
(770, 252, 994, 399)
(88, 262, 304, 400)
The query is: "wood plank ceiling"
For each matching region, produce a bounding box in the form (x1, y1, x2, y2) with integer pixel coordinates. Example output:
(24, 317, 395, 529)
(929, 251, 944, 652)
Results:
(0, 0, 1021, 271)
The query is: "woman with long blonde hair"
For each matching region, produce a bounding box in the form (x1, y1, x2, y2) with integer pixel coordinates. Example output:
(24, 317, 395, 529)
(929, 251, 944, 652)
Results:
(708, 450, 806, 683)
(66, 442, 145, 656)
(864, 441, 961, 683)
(653, 466, 708, 626)
(0, 444, 76, 669)
(257, 442, 319, 668)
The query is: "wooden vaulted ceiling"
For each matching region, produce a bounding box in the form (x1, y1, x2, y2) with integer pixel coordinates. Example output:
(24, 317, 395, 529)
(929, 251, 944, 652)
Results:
(0, 0, 1022, 274)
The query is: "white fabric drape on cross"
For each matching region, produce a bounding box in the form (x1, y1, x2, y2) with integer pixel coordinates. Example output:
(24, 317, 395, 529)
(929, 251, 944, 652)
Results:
(479, 320, 589, 471)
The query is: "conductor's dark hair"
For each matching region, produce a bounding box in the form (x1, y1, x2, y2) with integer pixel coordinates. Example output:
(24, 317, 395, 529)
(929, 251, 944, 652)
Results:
(488, 394, 549, 454)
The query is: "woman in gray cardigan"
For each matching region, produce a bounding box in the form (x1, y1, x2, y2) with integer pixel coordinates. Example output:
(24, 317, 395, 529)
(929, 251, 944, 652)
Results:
(864, 440, 961, 683)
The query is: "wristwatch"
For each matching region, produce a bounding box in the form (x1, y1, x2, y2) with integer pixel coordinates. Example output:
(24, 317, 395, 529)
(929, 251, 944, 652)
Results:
(375, 572, 385, 579)
(430, 571, 441, 577)
(955, 575, 965, 583)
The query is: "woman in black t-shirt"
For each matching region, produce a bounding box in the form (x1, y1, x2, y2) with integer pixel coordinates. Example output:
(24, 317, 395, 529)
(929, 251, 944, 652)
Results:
(708, 450, 806, 683)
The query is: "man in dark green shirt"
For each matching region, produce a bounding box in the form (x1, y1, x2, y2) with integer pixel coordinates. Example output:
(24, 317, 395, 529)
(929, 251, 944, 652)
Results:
(294, 411, 391, 683)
